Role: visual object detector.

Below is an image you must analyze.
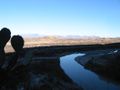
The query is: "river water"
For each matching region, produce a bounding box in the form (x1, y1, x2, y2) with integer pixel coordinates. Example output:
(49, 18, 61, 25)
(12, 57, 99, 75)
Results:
(60, 53, 120, 90)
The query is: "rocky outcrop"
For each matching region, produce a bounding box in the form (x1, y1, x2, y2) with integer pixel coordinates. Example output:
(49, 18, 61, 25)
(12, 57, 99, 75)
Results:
(28, 56, 82, 90)
(76, 49, 120, 83)
(2, 51, 82, 90)
(28, 72, 81, 90)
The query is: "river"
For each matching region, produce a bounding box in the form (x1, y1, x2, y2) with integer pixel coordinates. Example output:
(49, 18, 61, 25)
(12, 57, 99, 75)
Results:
(60, 53, 120, 90)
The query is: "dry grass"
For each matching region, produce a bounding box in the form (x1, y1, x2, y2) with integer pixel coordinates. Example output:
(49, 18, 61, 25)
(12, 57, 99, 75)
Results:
(5, 36, 120, 52)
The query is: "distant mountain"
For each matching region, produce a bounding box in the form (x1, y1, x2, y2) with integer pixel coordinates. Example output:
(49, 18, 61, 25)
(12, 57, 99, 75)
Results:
(22, 34, 102, 39)
(22, 34, 45, 38)
(58, 35, 101, 39)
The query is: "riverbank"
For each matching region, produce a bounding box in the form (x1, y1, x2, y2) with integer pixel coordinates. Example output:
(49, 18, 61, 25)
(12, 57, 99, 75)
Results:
(61, 53, 120, 90)
(75, 49, 120, 83)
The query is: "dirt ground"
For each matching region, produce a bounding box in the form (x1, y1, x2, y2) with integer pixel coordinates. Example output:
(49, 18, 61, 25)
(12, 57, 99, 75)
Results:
(5, 37, 120, 52)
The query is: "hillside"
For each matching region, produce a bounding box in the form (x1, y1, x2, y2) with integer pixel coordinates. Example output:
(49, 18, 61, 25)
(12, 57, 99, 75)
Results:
(5, 36, 120, 52)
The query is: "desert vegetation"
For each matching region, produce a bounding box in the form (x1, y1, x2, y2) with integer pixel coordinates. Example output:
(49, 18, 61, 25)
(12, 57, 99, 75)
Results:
(0, 28, 82, 90)
(5, 36, 120, 52)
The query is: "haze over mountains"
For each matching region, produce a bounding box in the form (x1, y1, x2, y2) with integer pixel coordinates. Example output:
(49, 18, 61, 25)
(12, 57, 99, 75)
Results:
(22, 34, 119, 39)
(5, 33, 120, 53)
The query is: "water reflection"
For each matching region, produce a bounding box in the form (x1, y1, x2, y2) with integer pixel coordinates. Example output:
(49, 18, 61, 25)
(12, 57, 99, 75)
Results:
(60, 53, 120, 90)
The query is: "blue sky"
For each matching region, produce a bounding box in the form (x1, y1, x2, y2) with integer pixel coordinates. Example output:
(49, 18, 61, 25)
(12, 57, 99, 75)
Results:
(0, 0, 120, 37)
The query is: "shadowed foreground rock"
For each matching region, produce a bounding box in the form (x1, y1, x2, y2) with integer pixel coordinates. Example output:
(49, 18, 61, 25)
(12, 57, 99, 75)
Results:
(27, 51, 82, 90)
(3, 50, 82, 90)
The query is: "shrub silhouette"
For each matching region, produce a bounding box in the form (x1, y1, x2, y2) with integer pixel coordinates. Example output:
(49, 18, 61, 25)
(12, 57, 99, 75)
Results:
(11, 35, 24, 54)
(0, 28, 11, 48)
(0, 28, 11, 67)
(7, 35, 24, 71)
(0, 28, 29, 89)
